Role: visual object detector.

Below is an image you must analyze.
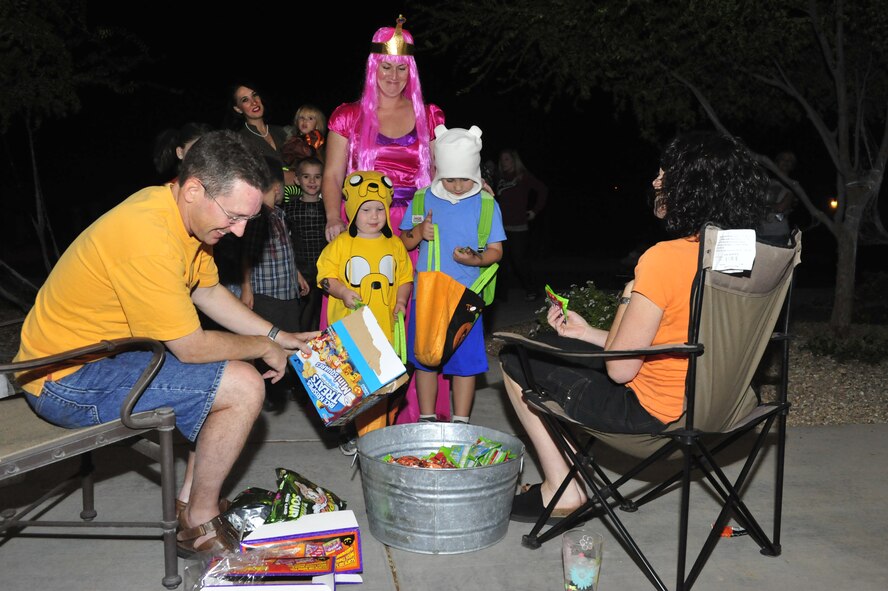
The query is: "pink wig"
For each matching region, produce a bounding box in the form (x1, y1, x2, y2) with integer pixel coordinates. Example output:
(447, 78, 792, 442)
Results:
(350, 26, 432, 188)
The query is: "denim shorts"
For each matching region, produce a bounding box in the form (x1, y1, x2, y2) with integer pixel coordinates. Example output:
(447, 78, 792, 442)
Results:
(28, 351, 226, 442)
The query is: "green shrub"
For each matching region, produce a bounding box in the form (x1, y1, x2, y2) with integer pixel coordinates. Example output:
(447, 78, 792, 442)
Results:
(855, 271, 888, 324)
(803, 329, 888, 364)
(535, 281, 619, 333)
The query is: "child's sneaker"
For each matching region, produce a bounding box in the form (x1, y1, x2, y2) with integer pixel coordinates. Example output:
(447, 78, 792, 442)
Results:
(338, 424, 358, 456)
(339, 437, 358, 456)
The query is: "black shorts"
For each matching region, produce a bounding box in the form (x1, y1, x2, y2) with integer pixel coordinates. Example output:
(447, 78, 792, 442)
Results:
(499, 334, 666, 434)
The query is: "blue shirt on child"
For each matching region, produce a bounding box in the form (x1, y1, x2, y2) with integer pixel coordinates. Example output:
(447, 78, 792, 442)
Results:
(400, 188, 506, 291)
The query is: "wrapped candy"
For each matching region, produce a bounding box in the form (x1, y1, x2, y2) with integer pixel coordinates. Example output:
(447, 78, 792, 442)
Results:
(224, 487, 276, 537)
(266, 468, 346, 523)
(381, 437, 516, 469)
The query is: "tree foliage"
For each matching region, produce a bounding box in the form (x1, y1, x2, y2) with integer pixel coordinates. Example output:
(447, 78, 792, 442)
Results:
(417, 0, 888, 331)
(0, 0, 146, 130)
(0, 0, 147, 289)
(419, 1, 887, 137)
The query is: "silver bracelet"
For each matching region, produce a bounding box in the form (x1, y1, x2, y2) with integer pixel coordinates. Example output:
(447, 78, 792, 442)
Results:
(619, 296, 631, 306)
(267, 326, 281, 341)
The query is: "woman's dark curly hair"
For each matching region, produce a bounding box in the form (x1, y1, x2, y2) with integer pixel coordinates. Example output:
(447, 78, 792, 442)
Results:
(658, 132, 770, 238)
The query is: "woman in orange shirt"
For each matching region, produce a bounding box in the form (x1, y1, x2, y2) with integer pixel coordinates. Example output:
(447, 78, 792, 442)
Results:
(502, 132, 771, 522)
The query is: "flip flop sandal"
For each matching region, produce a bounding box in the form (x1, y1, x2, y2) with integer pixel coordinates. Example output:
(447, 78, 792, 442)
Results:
(510, 483, 577, 524)
(176, 514, 238, 558)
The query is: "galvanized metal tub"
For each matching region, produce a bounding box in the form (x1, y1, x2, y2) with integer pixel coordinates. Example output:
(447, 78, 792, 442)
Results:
(356, 423, 524, 554)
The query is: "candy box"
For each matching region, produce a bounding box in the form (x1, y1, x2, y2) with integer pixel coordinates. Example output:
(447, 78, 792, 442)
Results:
(289, 307, 408, 427)
(201, 565, 335, 590)
(199, 555, 336, 590)
(240, 510, 363, 580)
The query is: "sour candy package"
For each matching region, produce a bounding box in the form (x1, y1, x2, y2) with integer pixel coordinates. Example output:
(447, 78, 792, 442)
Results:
(266, 468, 347, 523)
(545, 284, 569, 319)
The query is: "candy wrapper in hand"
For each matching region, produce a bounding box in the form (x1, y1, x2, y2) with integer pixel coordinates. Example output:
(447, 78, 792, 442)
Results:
(545, 284, 569, 322)
(266, 468, 346, 523)
(224, 487, 276, 537)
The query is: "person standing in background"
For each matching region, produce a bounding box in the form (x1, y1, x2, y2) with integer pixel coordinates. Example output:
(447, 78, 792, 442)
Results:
(320, 16, 451, 433)
(758, 150, 797, 245)
(496, 149, 548, 301)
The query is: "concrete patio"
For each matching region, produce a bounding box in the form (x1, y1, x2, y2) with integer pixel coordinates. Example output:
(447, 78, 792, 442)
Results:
(2, 292, 887, 590)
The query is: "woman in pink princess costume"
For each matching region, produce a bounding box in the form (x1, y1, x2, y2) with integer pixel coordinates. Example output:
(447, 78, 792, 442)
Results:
(320, 16, 450, 426)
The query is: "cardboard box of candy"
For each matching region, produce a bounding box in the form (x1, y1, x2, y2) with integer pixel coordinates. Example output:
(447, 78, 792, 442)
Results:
(289, 307, 408, 427)
(240, 510, 363, 580)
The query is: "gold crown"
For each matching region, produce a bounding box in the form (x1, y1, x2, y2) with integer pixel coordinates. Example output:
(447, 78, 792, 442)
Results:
(370, 15, 415, 56)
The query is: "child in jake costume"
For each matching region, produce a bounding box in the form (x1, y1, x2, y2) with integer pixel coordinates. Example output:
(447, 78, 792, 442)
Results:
(316, 171, 413, 435)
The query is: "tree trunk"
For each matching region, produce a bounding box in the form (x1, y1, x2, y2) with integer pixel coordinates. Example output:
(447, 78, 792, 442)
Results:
(830, 218, 859, 335)
(0, 258, 38, 312)
(25, 120, 59, 274)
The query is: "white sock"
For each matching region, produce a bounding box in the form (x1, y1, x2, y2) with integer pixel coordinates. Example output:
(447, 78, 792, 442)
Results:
(419, 414, 437, 422)
(452, 415, 470, 424)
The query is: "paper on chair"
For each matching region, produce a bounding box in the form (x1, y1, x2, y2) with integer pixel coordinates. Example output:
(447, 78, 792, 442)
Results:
(712, 229, 756, 273)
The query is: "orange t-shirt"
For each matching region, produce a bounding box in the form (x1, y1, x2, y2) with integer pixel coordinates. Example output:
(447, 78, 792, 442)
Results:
(15, 185, 218, 395)
(626, 238, 698, 423)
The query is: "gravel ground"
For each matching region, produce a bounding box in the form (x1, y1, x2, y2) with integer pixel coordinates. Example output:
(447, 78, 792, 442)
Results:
(486, 319, 887, 428)
(777, 323, 888, 426)
(2, 304, 885, 427)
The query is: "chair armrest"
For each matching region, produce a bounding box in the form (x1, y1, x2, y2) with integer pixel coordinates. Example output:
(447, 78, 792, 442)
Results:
(770, 331, 792, 342)
(492, 331, 703, 359)
(1, 338, 168, 430)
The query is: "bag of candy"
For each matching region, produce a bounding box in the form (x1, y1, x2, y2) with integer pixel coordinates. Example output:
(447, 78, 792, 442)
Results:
(224, 487, 277, 537)
(266, 468, 346, 523)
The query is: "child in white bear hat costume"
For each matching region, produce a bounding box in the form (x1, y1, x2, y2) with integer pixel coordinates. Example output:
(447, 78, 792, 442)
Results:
(399, 124, 507, 424)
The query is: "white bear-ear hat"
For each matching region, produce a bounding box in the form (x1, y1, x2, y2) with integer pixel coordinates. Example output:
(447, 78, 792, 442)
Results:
(431, 124, 483, 204)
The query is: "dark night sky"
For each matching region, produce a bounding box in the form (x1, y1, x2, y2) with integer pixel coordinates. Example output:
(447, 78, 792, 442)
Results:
(17, 2, 660, 259)
(6, 1, 873, 285)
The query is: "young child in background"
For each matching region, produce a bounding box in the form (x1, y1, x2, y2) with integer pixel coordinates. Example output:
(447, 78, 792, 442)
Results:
(316, 171, 413, 443)
(283, 104, 327, 167)
(284, 157, 327, 332)
(242, 170, 310, 411)
(400, 125, 505, 424)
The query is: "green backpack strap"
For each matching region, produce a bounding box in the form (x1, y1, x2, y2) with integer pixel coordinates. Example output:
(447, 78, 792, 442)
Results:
(427, 225, 441, 271)
(470, 262, 499, 293)
(477, 191, 497, 305)
(477, 191, 494, 249)
(411, 188, 427, 225)
(394, 311, 407, 364)
(413, 188, 441, 270)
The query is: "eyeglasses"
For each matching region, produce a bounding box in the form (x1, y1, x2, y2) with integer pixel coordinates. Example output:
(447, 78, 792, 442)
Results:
(199, 181, 261, 225)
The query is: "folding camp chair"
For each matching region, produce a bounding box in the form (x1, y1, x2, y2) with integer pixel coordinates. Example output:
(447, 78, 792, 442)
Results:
(495, 225, 801, 591)
(0, 338, 181, 589)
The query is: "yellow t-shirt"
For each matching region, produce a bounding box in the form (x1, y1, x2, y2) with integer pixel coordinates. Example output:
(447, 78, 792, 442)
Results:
(626, 238, 698, 423)
(316, 233, 413, 342)
(15, 185, 218, 394)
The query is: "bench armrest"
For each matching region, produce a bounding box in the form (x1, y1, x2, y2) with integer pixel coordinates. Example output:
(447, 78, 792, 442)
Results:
(1, 338, 169, 430)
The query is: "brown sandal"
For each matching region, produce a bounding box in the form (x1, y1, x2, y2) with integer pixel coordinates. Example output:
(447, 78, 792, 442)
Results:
(176, 514, 238, 558)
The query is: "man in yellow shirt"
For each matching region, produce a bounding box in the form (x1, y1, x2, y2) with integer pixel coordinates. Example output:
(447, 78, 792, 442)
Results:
(15, 131, 315, 555)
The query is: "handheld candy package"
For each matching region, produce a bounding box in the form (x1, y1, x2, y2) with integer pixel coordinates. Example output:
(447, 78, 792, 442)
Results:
(545, 284, 569, 321)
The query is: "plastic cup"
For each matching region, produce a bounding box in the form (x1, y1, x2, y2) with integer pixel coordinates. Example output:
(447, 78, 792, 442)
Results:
(562, 529, 603, 591)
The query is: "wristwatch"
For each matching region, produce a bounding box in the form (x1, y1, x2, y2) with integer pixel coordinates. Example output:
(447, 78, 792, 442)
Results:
(619, 296, 631, 306)
(267, 326, 281, 341)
